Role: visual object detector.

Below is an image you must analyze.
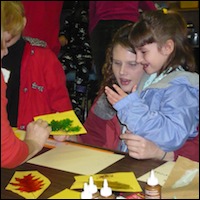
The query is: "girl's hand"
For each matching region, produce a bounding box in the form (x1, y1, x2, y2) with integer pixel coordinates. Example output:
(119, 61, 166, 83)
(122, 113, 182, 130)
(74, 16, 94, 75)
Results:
(105, 84, 128, 105)
(120, 130, 165, 160)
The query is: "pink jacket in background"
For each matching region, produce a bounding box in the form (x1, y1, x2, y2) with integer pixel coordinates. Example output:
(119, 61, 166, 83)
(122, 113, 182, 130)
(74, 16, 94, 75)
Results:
(22, 1, 64, 55)
(89, 1, 156, 34)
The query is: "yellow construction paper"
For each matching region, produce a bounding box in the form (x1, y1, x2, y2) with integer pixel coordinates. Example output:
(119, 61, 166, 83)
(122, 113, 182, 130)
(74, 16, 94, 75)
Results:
(27, 144, 124, 175)
(137, 161, 175, 186)
(70, 172, 142, 192)
(34, 110, 87, 135)
(6, 171, 51, 199)
(48, 188, 80, 199)
(12, 127, 26, 140)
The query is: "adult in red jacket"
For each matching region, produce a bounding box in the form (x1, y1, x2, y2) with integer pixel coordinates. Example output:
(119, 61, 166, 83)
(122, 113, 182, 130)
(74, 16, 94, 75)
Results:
(1, 1, 51, 169)
(22, 1, 64, 56)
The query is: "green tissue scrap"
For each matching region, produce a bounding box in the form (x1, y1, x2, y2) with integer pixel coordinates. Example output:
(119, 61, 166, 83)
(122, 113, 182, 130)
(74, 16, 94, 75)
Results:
(49, 118, 81, 132)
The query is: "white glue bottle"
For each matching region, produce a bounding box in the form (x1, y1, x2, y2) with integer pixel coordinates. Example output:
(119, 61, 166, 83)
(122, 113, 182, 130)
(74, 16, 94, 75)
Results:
(99, 179, 116, 199)
(81, 182, 92, 199)
(145, 169, 161, 199)
(88, 176, 100, 199)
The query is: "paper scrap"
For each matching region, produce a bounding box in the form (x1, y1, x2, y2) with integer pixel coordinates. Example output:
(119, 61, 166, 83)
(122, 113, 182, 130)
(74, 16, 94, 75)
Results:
(12, 127, 26, 140)
(48, 188, 80, 199)
(137, 161, 175, 186)
(6, 171, 51, 199)
(27, 143, 124, 175)
(70, 172, 142, 192)
(162, 156, 199, 199)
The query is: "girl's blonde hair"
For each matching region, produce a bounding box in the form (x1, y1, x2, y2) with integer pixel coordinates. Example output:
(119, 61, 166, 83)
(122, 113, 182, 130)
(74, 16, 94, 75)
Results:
(1, 1, 25, 37)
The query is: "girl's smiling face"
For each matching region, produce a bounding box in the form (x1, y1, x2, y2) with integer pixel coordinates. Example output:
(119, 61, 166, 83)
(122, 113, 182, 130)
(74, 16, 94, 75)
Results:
(135, 42, 173, 75)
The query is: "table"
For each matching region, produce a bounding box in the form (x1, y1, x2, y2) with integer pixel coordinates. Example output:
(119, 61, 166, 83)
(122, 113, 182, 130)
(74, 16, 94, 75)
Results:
(1, 142, 165, 199)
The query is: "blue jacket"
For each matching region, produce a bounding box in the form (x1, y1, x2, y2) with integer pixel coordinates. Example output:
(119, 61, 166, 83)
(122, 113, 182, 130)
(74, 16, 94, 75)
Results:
(114, 70, 199, 152)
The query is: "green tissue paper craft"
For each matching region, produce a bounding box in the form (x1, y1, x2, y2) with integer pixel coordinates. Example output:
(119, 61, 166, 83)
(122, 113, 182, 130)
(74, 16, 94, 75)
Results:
(49, 118, 81, 132)
(33, 110, 87, 136)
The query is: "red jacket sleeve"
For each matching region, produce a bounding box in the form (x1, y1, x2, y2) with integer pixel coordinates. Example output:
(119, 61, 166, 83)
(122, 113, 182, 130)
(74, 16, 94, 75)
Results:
(79, 97, 121, 150)
(1, 73, 29, 168)
(174, 132, 199, 162)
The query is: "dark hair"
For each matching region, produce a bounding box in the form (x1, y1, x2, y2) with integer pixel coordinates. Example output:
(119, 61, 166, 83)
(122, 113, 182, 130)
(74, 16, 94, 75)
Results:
(129, 10, 196, 75)
(98, 23, 135, 95)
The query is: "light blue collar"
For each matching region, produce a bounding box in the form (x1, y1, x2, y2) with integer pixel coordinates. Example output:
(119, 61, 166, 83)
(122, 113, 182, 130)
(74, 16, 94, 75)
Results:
(143, 66, 184, 89)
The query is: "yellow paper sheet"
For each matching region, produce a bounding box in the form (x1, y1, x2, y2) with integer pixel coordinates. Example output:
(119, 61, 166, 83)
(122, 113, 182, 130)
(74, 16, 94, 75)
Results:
(6, 171, 51, 199)
(27, 144, 125, 175)
(48, 188, 80, 199)
(137, 161, 175, 186)
(34, 110, 87, 135)
(70, 172, 142, 192)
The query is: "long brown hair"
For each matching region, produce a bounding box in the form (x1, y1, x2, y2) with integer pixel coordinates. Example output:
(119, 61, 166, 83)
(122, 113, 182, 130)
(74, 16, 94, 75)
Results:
(129, 10, 196, 75)
(98, 23, 135, 95)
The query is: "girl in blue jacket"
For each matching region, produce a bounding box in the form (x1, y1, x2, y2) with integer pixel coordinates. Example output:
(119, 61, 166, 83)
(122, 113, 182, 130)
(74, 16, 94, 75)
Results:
(105, 10, 199, 152)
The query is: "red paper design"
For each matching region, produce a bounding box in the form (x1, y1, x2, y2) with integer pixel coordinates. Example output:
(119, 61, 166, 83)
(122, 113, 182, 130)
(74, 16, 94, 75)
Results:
(10, 173, 44, 193)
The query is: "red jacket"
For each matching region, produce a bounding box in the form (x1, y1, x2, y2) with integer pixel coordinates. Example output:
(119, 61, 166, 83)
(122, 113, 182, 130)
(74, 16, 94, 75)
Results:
(1, 73, 29, 168)
(17, 38, 72, 130)
(80, 94, 199, 162)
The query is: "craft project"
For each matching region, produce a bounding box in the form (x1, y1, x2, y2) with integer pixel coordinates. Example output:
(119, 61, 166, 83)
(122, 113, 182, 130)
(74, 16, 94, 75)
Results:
(6, 171, 51, 199)
(34, 110, 87, 135)
(70, 172, 142, 192)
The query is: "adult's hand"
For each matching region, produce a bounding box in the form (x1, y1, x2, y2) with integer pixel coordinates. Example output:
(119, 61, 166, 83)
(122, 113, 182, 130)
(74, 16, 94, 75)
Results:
(25, 119, 51, 149)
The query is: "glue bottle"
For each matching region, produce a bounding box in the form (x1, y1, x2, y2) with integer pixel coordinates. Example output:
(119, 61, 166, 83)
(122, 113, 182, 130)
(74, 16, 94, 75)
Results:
(144, 170, 161, 199)
(88, 176, 100, 199)
(99, 179, 116, 199)
(81, 182, 92, 199)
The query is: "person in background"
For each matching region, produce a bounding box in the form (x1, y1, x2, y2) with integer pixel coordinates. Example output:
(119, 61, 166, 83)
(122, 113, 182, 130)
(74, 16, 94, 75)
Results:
(21, 1, 64, 56)
(58, 1, 93, 122)
(89, 1, 156, 94)
(105, 10, 199, 157)
(1, 2, 72, 133)
(79, 23, 199, 162)
(1, 1, 51, 168)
